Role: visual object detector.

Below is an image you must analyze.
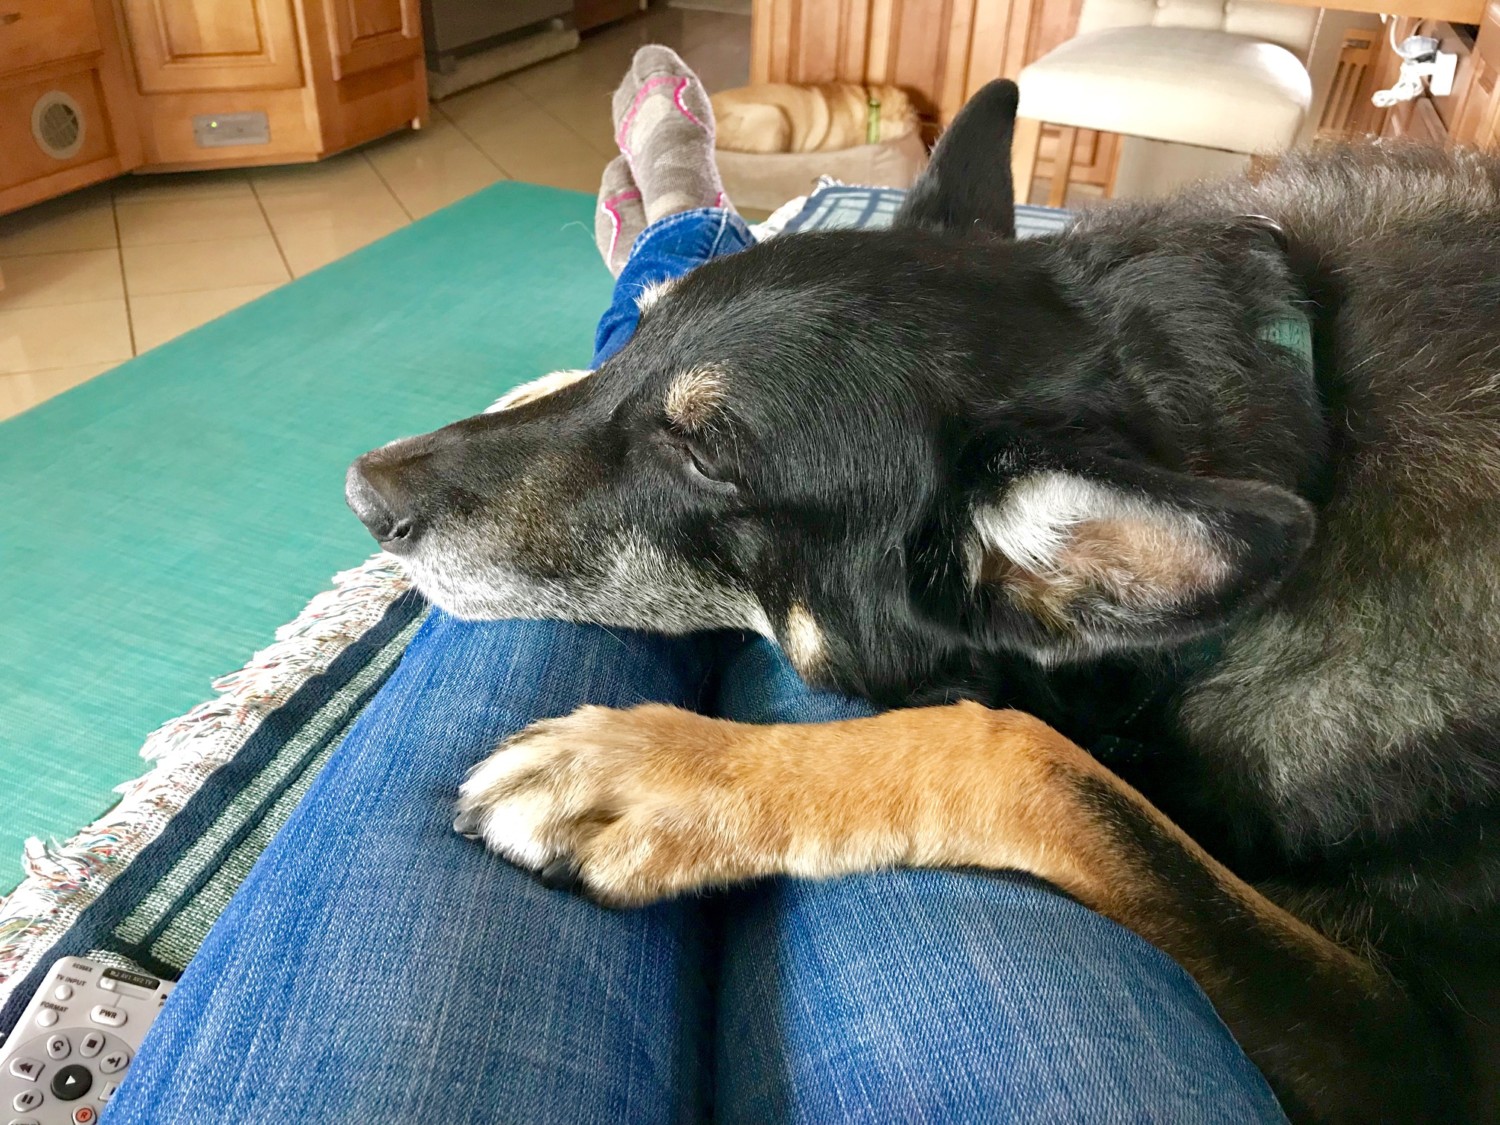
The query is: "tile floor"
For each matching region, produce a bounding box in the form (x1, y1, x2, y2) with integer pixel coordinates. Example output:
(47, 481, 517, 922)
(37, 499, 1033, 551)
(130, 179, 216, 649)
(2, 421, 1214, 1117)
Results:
(0, 6, 750, 421)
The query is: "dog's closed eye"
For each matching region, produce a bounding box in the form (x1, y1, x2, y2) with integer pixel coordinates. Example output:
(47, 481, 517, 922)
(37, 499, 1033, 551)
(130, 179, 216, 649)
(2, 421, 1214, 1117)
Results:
(674, 438, 737, 493)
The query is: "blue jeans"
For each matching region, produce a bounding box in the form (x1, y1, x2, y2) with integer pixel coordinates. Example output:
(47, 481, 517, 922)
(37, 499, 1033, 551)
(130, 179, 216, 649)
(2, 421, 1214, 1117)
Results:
(106, 211, 1285, 1124)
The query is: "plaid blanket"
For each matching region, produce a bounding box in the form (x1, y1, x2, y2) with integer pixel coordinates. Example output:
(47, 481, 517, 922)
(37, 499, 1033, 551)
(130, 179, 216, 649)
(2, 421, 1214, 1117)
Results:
(0, 186, 1072, 1032)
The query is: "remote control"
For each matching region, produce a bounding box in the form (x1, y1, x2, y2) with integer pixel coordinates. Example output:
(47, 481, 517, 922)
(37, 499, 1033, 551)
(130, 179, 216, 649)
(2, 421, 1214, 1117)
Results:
(0, 957, 173, 1125)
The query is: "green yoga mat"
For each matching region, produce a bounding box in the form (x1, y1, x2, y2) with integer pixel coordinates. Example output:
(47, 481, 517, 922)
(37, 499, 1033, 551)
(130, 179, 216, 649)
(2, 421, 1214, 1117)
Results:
(0, 182, 612, 893)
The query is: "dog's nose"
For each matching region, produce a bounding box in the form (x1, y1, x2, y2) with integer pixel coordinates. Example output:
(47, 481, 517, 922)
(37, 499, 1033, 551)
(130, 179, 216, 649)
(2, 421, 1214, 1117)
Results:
(346, 452, 422, 554)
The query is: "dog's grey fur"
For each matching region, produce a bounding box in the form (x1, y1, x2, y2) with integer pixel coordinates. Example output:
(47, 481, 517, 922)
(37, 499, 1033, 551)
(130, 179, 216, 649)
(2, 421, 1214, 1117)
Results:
(351, 114, 1500, 1119)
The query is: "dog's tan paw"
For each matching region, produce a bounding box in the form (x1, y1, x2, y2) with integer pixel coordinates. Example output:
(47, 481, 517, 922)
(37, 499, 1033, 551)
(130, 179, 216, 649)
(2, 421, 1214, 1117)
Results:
(454, 704, 755, 905)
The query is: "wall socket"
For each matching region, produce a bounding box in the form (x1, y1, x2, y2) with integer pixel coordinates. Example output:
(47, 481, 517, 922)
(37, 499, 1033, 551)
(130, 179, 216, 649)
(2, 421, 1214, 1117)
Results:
(192, 112, 271, 148)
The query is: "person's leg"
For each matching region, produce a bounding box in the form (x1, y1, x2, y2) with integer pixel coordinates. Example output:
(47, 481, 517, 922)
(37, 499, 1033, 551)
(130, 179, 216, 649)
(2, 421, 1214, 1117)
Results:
(110, 46, 767, 1121)
(592, 44, 753, 362)
(594, 207, 754, 363)
(107, 617, 720, 1124)
(710, 637, 1287, 1123)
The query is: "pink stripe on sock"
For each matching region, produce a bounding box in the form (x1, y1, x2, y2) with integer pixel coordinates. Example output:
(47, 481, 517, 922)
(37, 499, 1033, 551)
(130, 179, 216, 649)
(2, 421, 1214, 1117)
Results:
(615, 74, 708, 157)
(670, 77, 708, 132)
(602, 188, 642, 263)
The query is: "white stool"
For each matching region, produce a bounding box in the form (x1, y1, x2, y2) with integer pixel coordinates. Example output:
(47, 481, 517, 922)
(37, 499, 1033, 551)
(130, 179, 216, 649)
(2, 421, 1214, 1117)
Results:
(1012, 0, 1318, 205)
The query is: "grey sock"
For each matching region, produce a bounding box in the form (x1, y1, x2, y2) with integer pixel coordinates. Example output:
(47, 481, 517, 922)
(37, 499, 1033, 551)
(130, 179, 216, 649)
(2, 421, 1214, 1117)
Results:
(595, 156, 646, 277)
(611, 45, 729, 225)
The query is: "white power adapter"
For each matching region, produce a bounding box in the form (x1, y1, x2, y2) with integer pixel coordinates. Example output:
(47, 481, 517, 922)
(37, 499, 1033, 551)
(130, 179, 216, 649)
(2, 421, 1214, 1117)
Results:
(1373, 34, 1458, 107)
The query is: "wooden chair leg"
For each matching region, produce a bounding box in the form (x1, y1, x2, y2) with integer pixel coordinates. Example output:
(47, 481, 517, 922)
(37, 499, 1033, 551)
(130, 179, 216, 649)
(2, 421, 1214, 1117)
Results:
(1011, 116, 1043, 207)
(1102, 131, 1124, 199)
(1047, 125, 1077, 208)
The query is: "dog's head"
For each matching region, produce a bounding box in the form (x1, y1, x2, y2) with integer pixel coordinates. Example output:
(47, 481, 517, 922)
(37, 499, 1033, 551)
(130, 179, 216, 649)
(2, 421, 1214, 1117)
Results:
(348, 80, 1314, 699)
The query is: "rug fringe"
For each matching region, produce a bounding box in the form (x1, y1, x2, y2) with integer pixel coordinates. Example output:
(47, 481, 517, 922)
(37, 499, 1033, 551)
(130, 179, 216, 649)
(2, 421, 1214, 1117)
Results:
(0, 554, 412, 1003)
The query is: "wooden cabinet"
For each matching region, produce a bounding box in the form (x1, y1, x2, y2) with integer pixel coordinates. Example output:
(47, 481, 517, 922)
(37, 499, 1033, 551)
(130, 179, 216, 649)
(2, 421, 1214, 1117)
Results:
(1, 0, 427, 214)
(1328, 4, 1500, 150)
(121, 0, 427, 171)
(0, 0, 142, 213)
(6, 0, 104, 71)
(119, 0, 305, 92)
(321, 0, 422, 80)
(1450, 0, 1500, 144)
(750, 0, 1117, 192)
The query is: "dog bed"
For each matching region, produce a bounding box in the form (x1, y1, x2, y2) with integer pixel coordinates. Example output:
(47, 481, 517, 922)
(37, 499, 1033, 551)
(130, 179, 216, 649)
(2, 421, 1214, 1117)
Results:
(0, 186, 1073, 1029)
(717, 132, 931, 212)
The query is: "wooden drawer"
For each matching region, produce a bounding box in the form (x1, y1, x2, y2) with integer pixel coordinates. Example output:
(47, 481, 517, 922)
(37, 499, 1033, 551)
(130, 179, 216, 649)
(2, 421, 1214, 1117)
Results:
(0, 66, 117, 191)
(0, 0, 101, 75)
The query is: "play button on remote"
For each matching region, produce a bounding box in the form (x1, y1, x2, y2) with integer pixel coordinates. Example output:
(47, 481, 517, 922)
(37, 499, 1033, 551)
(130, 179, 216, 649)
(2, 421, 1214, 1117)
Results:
(50, 1064, 92, 1101)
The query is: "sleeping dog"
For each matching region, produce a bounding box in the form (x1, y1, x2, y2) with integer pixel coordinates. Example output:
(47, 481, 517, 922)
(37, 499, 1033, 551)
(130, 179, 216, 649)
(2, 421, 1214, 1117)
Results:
(347, 81, 1500, 1122)
(711, 82, 919, 153)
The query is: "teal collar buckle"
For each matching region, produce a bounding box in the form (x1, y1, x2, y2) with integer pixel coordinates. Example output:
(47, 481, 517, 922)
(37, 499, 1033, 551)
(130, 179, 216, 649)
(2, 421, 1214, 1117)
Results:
(1236, 214, 1316, 384)
(1258, 308, 1316, 383)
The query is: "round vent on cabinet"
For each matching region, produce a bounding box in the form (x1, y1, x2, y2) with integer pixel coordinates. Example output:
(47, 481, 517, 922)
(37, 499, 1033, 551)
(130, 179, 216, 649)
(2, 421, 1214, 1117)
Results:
(31, 91, 85, 160)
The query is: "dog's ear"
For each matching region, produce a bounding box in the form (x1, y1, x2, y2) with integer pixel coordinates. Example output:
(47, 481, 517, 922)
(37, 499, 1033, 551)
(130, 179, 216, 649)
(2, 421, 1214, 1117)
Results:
(969, 461, 1314, 660)
(894, 79, 1017, 238)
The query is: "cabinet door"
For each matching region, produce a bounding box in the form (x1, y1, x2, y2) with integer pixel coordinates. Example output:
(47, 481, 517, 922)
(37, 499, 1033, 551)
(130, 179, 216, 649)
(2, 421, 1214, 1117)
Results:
(320, 0, 421, 80)
(0, 0, 141, 214)
(1460, 0, 1500, 148)
(120, 0, 304, 92)
(1, 0, 101, 73)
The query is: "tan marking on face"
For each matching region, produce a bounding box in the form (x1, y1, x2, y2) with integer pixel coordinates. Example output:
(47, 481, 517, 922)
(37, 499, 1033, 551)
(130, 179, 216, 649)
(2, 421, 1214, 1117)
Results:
(485, 369, 593, 413)
(782, 603, 827, 674)
(664, 366, 728, 430)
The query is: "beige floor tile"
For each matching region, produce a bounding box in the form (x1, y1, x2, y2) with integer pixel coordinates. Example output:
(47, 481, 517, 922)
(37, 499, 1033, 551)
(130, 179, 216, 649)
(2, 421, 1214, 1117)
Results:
(116, 194, 272, 247)
(498, 144, 608, 195)
(272, 215, 409, 276)
(509, 53, 619, 101)
(249, 152, 389, 197)
(0, 187, 118, 256)
(362, 113, 478, 167)
(0, 300, 132, 375)
(0, 362, 117, 421)
(365, 129, 505, 218)
(112, 171, 254, 203)
(129, 284, 280, 353)
(258, 185, 409, 230)
(533, 87, 618, 157)
(0, 250, 124, 310)
(466, 109, 608, 193)
(436, 78, 540, 133)
(122, 235, 289, 298)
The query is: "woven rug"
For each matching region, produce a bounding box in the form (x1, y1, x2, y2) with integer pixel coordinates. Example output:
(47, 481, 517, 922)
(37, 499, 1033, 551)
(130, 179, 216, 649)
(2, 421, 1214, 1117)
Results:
(0, 187, 1071, 1030)
(0, 181, 611, 891)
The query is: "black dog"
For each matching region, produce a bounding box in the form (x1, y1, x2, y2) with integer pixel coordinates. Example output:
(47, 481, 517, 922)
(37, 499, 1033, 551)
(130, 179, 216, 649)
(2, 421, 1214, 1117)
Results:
(349, 80, 1500, 1122)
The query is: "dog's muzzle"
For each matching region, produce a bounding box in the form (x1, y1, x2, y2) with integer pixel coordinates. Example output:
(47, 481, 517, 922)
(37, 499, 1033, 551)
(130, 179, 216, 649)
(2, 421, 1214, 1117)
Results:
(346, 447, 424, 555)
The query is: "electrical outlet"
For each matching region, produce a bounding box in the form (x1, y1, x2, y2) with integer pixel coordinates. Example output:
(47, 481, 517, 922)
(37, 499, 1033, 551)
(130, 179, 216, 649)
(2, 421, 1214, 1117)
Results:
(1430, 50, 1458, 97)
(192, 112, 271, 148)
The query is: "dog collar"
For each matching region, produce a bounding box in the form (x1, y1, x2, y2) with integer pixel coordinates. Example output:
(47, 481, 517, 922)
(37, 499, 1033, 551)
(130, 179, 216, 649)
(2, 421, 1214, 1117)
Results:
(866, 96, 882, 144)
(1258, 308, 1315, 382)
(1238, 215, 1316, 385)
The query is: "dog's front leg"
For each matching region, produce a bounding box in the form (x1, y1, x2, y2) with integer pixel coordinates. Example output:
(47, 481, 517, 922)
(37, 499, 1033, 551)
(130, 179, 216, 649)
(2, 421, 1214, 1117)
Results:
(455, 701, 1089, 904)
(455, 701, 1443, 1123)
